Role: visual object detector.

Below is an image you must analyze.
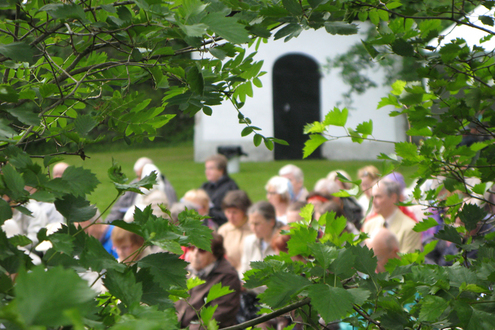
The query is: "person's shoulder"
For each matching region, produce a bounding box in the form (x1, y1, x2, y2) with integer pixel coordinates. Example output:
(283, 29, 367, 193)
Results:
(396, 210, 416, 227)
(243, 233, 257, 245)
(218, 222, 234, 235)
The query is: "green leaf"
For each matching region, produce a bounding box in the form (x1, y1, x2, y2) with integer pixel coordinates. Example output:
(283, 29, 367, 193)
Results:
(361, 40, 378, 58)
(407, 127, 432, 136)
(435, 225, 462, 245)
(349, 244, 377, 275)
(282, 0, 302, 16)
(259, 273, 311, 308)
(181, 23, 208, 37)
(347, 288, 371, 305)
(186, 66, 204, 96)
(79, 235, 125, 273)
(0, 84, 19, 102)
(307, 0, 329, 9)
(329, 248, 356, 278)
(108, 160, 128, 185)
(0, 198, 13, 224)
(458, 203, 486, 231)
(391, 80, 406, 96)
(54, 195, 97, 223)
(200, 304, 218, 328)
(287, 226, 318, 257)
(0, 42, 34, 63)
(14, 266, 95, 327)
(413, 217, 439, 233)
(48, 233, 75, 255)
(209, 47, 227, 60)
(205, 282, 234, 304)
(308, 243, 338, 269)
(480, 15, 494, 26)
(324, 22, 358, 35)
(104, 269, 143, 308)
(369, 10, 379, 25)
(386, 2, 402, 9)
(203, 106, 212, 116)
(356, 120, 373, 136)
(138, 253, 188, 291)
(114, 171, 156, 194)
(253, 133, 263, 147)
(419, 295, 449, 322)
(395, 141, 419, 160)
(39, 3, 86, 21)
(307, 284, 354, 323)
(6, 107, 40, 126)
(299, 203, 314, 222)
(73, 114, 98, 136)
(241, 126, 253, 137)
(274, 23, 301, 40)
(392, 38, 414, 57)
(201, 13, 250, 43)
(264, 138, 274, 150)
(61, 166, 100, 197)
(187, 276, 206, 290)
(39, 84, 58, 99)
(176, 211, 213, 251)
(9, 234, 32, 247)
(0, 118, 16, 138)
(303, 134, 327, 159)
(322, 107, 348, 126)
(3, 164, 26, 200)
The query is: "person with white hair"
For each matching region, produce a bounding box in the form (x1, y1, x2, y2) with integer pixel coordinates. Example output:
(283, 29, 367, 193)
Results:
(265, 176, 294, 224)
(279, 164, 308, 202)
(105, 157, 176, 222)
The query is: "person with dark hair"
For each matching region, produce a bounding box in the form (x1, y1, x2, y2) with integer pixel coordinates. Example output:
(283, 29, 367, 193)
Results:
(286, 201, 307, 223)
(201, 154, 239, 227)
(175, 233, 241, 330)
(218, 190, 253, 272)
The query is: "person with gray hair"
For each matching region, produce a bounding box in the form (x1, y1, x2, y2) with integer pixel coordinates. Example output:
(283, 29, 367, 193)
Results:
(239, 201, 282, 279)
(362, 180, 421, 253)
(279, 164, 308, 202)
(265, 176, 294, 224)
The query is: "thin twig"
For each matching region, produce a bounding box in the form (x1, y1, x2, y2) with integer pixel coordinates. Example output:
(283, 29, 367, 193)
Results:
(221, 298, 311, 330)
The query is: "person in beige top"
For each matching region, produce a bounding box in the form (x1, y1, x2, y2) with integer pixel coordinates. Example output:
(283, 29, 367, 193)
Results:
(362, 180, 422, 254)
(239, 201, 282, 279)
(217, 190, 252, 272)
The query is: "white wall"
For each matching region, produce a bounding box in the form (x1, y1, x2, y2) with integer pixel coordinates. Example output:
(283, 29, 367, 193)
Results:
(194, 24, 406, 162)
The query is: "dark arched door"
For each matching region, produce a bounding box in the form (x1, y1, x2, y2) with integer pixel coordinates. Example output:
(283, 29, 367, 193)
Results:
(273, 54, 321, 160)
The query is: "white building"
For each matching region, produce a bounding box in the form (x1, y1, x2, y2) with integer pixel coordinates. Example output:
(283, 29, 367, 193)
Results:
(194, 24, 407, 162)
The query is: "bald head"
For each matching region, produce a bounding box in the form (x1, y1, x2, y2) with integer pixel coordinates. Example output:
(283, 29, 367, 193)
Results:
(53, 162, 69, 178)
(366, 227, 399, 273)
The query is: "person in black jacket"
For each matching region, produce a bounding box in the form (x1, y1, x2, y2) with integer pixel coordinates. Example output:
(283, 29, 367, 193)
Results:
(201, 154, 239, 226)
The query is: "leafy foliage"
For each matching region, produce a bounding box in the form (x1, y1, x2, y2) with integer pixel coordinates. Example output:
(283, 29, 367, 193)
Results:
(1, 0, 495, 329)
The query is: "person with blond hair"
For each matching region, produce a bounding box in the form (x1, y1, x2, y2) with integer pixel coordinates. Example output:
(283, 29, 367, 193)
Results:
(357, 165, 380, 215)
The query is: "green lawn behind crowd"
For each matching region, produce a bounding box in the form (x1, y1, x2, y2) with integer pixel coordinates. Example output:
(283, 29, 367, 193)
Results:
(61, 143, 417, 219)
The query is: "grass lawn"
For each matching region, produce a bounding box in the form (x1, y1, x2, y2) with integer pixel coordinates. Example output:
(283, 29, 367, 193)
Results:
(61, 142, 417, 219)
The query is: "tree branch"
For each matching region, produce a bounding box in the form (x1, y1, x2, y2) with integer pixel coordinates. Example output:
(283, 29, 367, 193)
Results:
(221, 297, 311, 330)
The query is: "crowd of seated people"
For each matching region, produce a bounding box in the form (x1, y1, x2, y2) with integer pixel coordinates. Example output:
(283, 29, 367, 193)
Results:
(3, 153, 493, 329)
